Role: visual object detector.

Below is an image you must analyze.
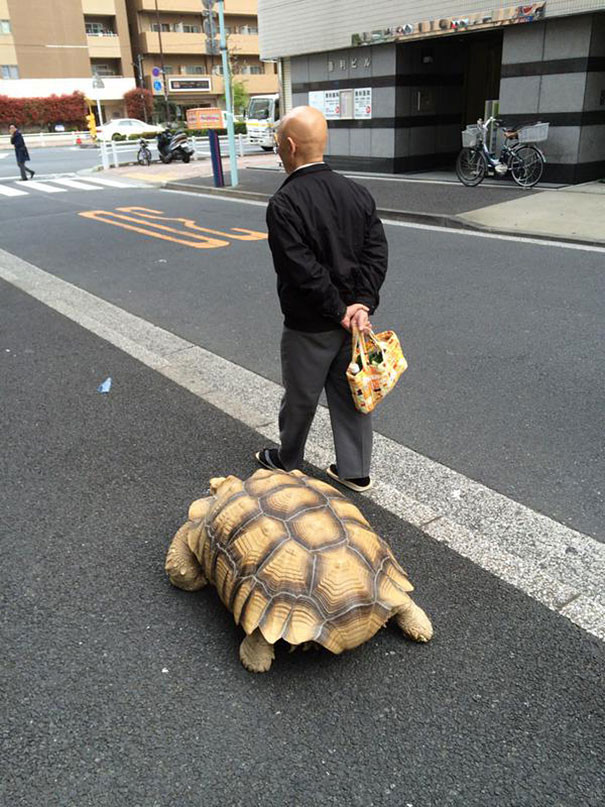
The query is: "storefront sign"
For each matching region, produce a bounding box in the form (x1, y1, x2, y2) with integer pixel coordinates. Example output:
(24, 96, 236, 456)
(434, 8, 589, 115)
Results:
(308, 88, 373, 120)
(354, 88, 372, 119)
(168, 78, 212, 93)
(309, 90, 326, 115)
(186, 107, 225, 129)
(324, 90, 341, 120)
(352, 3, 546, 46)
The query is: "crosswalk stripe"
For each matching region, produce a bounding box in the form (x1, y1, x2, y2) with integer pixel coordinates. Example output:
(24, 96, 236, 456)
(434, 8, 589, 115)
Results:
(51, 178, 100, 191)
(0, 184, 28, 196)
(83, 177, 133, 188)
(24, 180, 66, 193)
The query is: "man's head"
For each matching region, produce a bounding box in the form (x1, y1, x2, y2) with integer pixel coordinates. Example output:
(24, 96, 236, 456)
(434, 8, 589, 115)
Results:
(275, 106, 327, 174)
(8, 124, 16, 135)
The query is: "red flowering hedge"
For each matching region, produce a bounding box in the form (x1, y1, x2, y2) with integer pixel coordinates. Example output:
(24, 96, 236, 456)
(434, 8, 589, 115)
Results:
(0, 91, 88, 129)
(124, 88, 154, 121)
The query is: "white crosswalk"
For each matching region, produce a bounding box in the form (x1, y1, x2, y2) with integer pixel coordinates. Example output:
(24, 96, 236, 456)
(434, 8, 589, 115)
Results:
(0, 176, 139, 199)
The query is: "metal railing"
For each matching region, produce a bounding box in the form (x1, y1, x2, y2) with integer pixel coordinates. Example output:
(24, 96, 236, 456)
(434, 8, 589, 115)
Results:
(0, 130, 90, 149)
(97, 134, 251, 168)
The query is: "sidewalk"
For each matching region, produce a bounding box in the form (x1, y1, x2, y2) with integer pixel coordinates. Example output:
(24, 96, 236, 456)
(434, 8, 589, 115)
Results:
(112, 152, 605, 247)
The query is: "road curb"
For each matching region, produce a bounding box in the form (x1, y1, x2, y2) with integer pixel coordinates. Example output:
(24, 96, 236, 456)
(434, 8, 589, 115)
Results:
(162, 181, 605, 248)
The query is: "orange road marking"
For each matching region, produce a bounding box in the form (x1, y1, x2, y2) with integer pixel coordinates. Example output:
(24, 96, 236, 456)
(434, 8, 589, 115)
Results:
(117, 207, 268, 241)
(79, 209, 230, 248)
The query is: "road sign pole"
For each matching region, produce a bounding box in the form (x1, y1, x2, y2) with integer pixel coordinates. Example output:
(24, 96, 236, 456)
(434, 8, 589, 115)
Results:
(217, 0, 238, 187)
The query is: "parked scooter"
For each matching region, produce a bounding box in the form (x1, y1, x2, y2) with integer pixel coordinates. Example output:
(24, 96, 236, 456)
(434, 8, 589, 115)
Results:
(157, 128, 194, 164)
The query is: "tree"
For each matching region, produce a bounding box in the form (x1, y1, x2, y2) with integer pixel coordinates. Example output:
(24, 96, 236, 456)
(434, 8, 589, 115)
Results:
(123, 88, 154, 122)
(229, 79, 249, 116)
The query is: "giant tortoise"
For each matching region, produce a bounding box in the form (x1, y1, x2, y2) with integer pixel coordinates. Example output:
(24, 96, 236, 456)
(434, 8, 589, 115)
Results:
(165, 469, 433, 672)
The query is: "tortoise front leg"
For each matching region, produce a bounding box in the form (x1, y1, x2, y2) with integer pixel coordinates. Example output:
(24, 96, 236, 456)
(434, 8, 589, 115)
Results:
(393, 594, 433, 643)
(239, 629, 275, 673)
(165, 523, 208, 592)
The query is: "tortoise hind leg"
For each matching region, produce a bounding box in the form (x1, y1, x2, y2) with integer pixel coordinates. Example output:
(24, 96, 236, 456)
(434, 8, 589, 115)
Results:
(393, 594, 434, 643)
(239, 629, 275, 673)
(165, 523, 208, 592)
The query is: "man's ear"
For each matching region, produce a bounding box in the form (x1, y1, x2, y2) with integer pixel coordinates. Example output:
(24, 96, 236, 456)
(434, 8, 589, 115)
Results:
(287, 136, 296, 156)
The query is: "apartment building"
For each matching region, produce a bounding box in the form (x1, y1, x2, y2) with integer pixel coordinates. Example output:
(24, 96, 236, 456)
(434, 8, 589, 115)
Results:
(126, 0, 277, 115)
(0, 0, 136, 119)
(259, 0, 605, 183)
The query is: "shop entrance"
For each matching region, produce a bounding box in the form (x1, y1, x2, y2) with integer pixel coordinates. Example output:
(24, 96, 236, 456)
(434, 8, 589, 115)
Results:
(462, 32, 503, 124)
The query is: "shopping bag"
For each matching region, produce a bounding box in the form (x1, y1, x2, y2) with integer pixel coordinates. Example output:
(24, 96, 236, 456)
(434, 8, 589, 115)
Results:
(346, 327, 408, 414)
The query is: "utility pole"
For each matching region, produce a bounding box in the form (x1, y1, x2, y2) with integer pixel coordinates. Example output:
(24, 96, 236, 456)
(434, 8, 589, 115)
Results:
(154, 0, 171, 123)
(132, 54, 148, 122)
(217, 0, 238, 187)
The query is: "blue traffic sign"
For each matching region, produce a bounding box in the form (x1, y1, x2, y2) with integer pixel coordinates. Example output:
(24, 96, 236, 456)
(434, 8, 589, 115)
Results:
(152, 67, 161, 77)
(153, 80, 163, 91)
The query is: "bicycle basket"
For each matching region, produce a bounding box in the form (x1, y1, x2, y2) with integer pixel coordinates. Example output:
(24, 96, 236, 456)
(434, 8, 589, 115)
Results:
(461, 125, 480, 148)
(518, 122, 549, 143)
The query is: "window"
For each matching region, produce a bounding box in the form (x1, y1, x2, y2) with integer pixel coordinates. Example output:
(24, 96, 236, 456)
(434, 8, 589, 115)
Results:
(86, 21, 103, 34)
(92, 63, 117, 76)
(151, 23, 170, 33)
(0, 20, 11, 34)
(163, 65, 174, 74)
(1, 65, 19, 79)
(249, 66, 263, 75)
(240, 26, 258, 35)
(182, 24, 200, 33)
(186, 65, 206, 74)
(211, 64, 223, 76)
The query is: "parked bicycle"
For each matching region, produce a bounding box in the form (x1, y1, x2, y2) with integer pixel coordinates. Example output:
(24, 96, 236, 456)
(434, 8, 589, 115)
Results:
(456, 117, 548, 188)
(137, 137, 152, 166)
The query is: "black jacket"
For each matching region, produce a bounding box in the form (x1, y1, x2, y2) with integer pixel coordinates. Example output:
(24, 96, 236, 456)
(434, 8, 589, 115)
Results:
(11, 130, 30, 163)
(266, 163, 388, 332)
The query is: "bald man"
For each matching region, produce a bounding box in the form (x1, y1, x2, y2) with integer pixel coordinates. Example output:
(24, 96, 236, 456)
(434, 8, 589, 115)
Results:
(255, 106, 388, 492)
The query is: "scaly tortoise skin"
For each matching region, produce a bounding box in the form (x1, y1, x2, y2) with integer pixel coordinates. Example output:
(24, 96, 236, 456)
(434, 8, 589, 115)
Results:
(165, 469, 433, 672)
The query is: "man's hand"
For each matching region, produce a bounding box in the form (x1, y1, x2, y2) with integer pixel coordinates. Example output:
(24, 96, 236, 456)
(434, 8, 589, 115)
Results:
(351, 307, 372, 335)
(340, 303, 369, 331)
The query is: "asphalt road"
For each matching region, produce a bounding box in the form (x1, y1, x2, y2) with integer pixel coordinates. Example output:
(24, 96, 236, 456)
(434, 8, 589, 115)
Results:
(2, 280, 603, 807)
(0, 185, 601, 539)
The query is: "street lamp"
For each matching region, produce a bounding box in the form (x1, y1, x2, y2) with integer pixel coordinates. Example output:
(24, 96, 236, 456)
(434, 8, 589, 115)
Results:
(92, 75, 110, 170)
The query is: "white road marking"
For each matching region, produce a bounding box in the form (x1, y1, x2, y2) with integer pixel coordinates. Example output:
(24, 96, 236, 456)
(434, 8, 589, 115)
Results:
(83, 177, 134, 188)
(51, 178, 100, 191)
(162, 189, 605, 253)
(0, 246, 603, 642)
(0, 153, 9, 159)
(22, 180, 66, 193)
(0, 184, 28, 196)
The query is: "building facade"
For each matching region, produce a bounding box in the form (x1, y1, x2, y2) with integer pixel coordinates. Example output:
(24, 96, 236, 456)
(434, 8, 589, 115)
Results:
(259, 0, 605, 183)
(0, 0, 136, 121)
(126, 0, 278, 117)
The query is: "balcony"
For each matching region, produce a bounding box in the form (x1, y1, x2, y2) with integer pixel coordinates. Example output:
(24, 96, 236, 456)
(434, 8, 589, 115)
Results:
(82, 0, 117, 13)
(238, 72, 278, 94)
(139, 30, 259, 56)
(224, 0, 257, 14)
(134, 0, 211, 11)
(87, 33, 122, 59)
(134, 0, 257, 12)
(227, 33, 259, 55)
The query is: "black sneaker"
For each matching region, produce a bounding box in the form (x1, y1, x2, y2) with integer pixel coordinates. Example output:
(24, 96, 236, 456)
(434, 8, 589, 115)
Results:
(255, 448, 286, 471)
(326, 464, 372, 492)
(30, 170, 35, 178)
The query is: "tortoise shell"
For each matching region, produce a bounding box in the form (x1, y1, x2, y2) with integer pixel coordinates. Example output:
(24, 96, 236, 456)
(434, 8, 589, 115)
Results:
(194, 468, 414, 654)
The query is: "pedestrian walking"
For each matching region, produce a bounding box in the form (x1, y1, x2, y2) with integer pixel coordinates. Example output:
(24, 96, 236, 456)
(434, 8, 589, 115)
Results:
(9, 124, 35, 181)
(256, 105, 388, 492)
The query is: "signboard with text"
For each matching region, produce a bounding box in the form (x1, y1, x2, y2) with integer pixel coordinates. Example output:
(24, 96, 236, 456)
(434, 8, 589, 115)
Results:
(168, 78, 212, 93)
(308, 88, 373, 121)
(354, 88, 372, 119)
(186, 107, 225, 129)
(352, 3, 546, 46)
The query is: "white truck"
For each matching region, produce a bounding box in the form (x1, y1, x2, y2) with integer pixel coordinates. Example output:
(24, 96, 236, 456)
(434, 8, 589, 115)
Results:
(246, 93, 280, 150)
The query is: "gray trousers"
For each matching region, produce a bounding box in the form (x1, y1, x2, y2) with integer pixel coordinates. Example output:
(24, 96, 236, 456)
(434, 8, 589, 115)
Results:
(278, 327, 373, 478)
(17, 160, 33, 180)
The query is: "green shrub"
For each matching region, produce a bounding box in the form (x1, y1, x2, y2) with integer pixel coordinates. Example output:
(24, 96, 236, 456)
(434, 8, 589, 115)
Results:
(126, 131, 161, 140)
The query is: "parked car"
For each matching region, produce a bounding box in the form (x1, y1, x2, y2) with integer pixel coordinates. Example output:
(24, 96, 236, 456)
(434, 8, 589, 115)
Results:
(97, 118, 163, 141)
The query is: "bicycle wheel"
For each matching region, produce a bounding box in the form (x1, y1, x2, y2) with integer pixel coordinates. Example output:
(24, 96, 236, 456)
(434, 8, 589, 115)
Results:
(510, 145, 544, 188)
(456, 148, 487, 186)
(137, 147, 151, 166)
